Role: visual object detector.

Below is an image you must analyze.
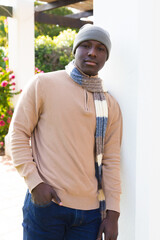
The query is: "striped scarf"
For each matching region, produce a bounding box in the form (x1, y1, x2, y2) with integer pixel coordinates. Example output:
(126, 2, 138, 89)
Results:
(65, 61, 108, 219)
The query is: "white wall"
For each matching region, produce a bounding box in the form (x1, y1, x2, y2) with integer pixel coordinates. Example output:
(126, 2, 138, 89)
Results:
(94, 0, 138, 238)
(94, 0, 160, 239)
(8, 0, 34, 92)
(147, 1, 160, 238)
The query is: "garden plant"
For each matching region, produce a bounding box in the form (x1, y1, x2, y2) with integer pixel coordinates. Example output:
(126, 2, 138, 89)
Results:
(35, 29, 77, 73)
(0, 57, 21, 154)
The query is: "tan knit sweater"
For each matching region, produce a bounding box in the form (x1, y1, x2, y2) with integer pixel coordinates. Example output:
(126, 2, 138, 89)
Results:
(10, 70, 122, 212)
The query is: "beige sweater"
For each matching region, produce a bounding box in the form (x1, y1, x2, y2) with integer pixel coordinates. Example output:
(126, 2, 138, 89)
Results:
(10, 70, 122, 212)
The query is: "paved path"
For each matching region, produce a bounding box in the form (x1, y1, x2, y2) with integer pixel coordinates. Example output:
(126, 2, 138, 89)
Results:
(0, 155, 27, 240)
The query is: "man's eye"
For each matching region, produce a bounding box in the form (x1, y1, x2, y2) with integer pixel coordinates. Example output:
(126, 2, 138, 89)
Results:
(98, 47, 105, 51)
(81, 44, 89, 48)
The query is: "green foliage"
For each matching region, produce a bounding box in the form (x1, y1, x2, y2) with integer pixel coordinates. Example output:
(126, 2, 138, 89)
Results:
(53, 29, 76, 48)
(0, 58, 21, 151)
(35, 29, 77, 72)
(0, 17, 6, 37)
(0, 47, 6, 69)
(46, 6, 73, 16)
(35, 22, 67, 39)
(0, 16, 8, 47)
(35, 35, 56, 72)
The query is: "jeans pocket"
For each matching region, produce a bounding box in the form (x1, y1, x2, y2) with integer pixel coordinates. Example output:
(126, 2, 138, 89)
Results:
(29, 198, 57, 227)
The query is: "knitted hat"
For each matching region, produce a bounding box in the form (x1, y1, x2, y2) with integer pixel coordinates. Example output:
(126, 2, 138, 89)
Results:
(73, 24, 111, 60)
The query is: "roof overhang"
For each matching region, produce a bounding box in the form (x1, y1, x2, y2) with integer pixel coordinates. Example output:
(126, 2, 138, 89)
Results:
(35, 0, 93, 28)
(0, 5, 13, 17)
(37, 0, 93, 12)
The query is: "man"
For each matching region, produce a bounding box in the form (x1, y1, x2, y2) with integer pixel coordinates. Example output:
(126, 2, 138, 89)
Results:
(10, 24, 122, 240)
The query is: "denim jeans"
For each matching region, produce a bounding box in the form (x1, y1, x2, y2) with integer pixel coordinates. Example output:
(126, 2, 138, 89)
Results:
(23, 191, 101, 240)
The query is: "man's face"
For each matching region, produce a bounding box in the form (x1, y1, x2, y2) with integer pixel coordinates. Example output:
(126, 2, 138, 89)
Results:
(74, 40, 108, 76)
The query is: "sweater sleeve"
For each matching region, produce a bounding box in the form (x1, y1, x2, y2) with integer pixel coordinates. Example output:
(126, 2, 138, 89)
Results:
(10, 75, 44, 192)
(102, 94, 123, 213)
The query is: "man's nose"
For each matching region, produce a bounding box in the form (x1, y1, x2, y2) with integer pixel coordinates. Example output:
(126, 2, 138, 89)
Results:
(88, 47, 97, 57)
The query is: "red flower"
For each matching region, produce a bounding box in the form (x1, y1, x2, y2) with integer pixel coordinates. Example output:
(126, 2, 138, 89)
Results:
(7, 109, 13, 115)
(0, 114, 4, 119)
(0, 142, 4, 146)
(0, 120, 5, 126)
(7, 118, 11, 124)
(12, 82, 16, 86)
(1, 81, 8, 87)
(9, 74, 15, 80)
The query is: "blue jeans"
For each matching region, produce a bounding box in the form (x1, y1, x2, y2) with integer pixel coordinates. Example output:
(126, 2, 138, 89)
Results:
(23, 191, 101, 240)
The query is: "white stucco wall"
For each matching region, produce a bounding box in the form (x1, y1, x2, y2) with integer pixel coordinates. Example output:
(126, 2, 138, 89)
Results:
(94, 1, 138, 238)
(94, 0, 160, 239)
(147, 1, 160, 238)
(8, 0, 34, 92)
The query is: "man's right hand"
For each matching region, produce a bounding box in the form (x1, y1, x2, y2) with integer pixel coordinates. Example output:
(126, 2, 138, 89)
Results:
(31, 182, 62, 206)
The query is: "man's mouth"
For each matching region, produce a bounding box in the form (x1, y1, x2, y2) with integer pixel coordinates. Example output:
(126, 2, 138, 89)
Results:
(84, 60, 97, 66)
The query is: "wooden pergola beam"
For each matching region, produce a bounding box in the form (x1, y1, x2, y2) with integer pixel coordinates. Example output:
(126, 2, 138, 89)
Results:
(66, 10, 93, 19)
(35, 12, 93, 28)
(35, 0, 86, 13)
(0, 5, 13, 17)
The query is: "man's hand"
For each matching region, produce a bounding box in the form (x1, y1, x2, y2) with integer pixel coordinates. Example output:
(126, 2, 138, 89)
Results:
(97, 210, 120, 240)
(31, 182, 62, 206)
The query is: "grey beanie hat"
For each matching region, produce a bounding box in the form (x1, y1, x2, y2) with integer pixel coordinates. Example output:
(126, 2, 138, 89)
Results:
(73, 24, 111, 60)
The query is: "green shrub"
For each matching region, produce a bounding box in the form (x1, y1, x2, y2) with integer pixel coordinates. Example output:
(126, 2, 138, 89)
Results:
(35, 29, 77, 72)
(0, 47, 6, 69)
(53, 29, 76, 48)
(35, 35, 56, 72)
(0, 58, 21, 152)
(0, 16, 8, 47)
